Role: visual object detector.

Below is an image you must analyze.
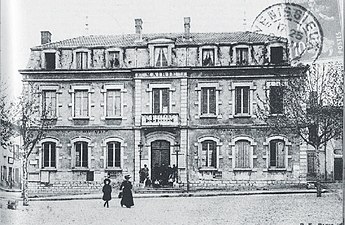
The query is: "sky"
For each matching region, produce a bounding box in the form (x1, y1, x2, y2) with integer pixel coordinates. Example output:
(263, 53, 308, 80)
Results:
(0, 0, 343, 98)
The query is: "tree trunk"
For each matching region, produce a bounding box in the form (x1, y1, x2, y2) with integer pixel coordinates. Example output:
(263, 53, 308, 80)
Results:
(22, 154, 29, 206)
(315, 149, 322, 197)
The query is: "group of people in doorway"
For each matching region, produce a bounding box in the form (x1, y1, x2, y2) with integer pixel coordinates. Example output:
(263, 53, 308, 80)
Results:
(140, 163, 178, 188)
(102, 175, 134, 208)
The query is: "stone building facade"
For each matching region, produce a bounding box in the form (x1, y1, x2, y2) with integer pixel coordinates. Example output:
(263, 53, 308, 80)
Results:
(20, 18, 307, 196)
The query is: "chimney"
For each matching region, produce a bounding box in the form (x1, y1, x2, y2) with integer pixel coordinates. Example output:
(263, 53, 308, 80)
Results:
(184, 17, 191, 39)
(41, 31, 52, 45)
(135, 18, 143, 41)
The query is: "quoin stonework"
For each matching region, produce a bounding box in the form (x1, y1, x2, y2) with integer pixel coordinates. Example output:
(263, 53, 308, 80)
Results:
(20, 18, 308, 197)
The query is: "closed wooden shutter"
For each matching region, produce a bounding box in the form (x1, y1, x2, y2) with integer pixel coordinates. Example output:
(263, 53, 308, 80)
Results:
(235, 141, 250, 168)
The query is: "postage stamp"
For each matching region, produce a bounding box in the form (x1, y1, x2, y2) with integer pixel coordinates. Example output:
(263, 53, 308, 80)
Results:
(251, 3, 323, 64)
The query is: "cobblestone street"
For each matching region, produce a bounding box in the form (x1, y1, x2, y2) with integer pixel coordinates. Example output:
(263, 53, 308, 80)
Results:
(0, 192, 342, 225)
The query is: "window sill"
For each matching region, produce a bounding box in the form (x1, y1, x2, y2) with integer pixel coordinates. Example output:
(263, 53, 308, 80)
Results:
(199, 167, 218, 172)
(72, 117, 90, 120)
(199, 114, 218, 119)
(231, 168, 257, 172)
(233, 114, 251, 118)
(105, 168, 122, 171)
(72, 168, 90, 172)
(267, 168, 287, 171)
(105, 116, 123, 120)
(41, 168, 57, 172)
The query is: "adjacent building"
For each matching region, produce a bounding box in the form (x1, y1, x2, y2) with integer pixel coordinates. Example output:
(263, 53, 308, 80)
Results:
(20, 18, 307, 196)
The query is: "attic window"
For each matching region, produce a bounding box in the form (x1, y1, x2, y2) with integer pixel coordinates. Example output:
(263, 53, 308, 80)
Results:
(270, 47, 284, 64)
(45, 53, 56, 70)
(236, 48, 248, 65)
(76, 52, 88, 69)
(109, 51, 120, 68)
(154, 46, 168, 67)
(202, 49, 214, 66)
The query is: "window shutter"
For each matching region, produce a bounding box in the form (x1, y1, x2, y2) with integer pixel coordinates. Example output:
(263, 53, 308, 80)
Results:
(209, 88, 216, 115)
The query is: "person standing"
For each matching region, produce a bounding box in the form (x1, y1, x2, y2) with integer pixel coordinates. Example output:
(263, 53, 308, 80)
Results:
(102, 178, 112, 208)
(120, 175, 134, 208)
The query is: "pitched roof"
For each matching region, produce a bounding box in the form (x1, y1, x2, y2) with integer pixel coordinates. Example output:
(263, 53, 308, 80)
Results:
(32, 31, 286, 50)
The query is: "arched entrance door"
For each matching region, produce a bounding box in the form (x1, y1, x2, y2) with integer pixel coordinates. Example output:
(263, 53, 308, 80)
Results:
(151, 140, 170, 182)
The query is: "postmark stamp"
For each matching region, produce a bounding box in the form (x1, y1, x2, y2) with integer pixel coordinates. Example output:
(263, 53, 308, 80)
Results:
(251, 3, 323, 64)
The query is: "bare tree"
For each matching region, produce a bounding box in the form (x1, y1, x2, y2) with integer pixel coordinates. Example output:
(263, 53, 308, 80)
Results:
(0, 83, 15, 148)
(257, 61, 343, 197)
(16, 83, 52, 206)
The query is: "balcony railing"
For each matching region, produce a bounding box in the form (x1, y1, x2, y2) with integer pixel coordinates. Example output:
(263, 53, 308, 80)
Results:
(141, 113, 179, 127)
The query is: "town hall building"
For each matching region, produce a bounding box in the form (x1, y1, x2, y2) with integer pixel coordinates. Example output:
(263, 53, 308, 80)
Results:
(20, 18, 307, 196)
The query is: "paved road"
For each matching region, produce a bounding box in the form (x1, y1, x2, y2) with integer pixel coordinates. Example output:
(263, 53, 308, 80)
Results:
(0, 193, 342, 225)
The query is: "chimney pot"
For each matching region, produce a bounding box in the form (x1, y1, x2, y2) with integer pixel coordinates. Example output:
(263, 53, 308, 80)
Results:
(135, 19, 143, 41)
(184, 17, 191, 39)
(41, 31, 52, 45)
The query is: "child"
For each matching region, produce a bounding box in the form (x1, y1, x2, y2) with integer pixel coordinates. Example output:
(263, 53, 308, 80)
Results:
(102, 178, 112, 208)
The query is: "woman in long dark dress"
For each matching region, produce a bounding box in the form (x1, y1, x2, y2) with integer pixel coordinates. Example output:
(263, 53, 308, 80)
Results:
(102, 178, 112, 208)
(120, 175, 134, 208)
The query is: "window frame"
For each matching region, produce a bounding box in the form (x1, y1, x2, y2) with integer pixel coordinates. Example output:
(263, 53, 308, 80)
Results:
(264, 81, 286, 116)
(101, 84, 126, 120)
(37, 138, 62, 170)
(41, 49, 59, 70)
(199, 46, 218, 66)
(102, 137, 126, 171)
(232, 45, 250, 66)
(42, 141, 57, 169)
(148, 40, 174, 67)
(229, 136, 257, 171)
(263, 136, 292, 171)
(195, 83, 221, 119)
(40, 85, 61, 120)
(147, 83, 174, 114)
(105, 48, 123, 69)
(73, 49, 91, 70)
(70, 137, 92, 170)
(69, 85, 94, 120)
(201, 140, 217, 168)
(196, 137, 222, 171)
(230, 82, 256, 118)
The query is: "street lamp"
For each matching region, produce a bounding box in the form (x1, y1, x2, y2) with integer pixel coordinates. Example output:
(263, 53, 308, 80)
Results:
(174, 142, 180, 183)
(138, 142, 144, 172)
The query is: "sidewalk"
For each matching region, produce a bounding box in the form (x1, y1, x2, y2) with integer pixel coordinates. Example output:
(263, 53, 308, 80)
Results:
(27, 188, 329, 201)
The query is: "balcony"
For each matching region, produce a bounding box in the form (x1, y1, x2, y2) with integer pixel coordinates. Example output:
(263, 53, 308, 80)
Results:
(141, 113, 179, 127)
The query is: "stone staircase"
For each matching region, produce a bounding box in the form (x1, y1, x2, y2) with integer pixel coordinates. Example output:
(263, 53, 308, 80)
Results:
(134, 186, 185, 194)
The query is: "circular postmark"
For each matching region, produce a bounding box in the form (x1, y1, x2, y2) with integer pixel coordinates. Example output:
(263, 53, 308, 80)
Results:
(251, 3, 323, 64)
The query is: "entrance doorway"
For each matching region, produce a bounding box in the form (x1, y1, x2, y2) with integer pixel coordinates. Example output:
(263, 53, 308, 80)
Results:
(334, 158, 343, 181)
(151, 140, 170, 182)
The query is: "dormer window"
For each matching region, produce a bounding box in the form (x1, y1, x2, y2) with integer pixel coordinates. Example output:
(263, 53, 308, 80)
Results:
(236, 48, 249, 65)
(76, 52, 88, 69)
(154, 46, 168, 67)
(109, 51, 120, 68)
(45, 53, 56, 70)
(270, 46, 284, 64)
(202, 49, 214, 66)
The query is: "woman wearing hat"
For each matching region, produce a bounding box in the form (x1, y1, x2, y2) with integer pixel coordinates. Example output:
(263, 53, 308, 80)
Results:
(120, 175, 134, 208)
(102, 178, 112, 208)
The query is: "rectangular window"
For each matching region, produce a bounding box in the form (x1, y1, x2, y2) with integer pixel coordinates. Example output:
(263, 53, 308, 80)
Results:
(107, 142, 121, 168)
(201, 87, 216, 115)
(152, 88, 169, 114)
(202, 49, 215, 66)
(76, 52, 88, 69)
(235, 141, 250, 168)
(74, 90, 88, 117)
(86, 171, 94, 181)
(45, 53, 56, 70)
(43, 90, 57, 118)
(108, 51, 120, 68)
(42, 142, 56, 168)
(75, 142, 88, 167)
(154, 47, 168, 67)
(307, 152, 316, 176)
(270, 47, 284, 64)
(269, 140, 285, 168)
(202, 141, 217, 167)
(235, 87, 250, 115)
(236, 48, 248, 65)
(270, 86, 284, 114)
(106, 90, 121, 117)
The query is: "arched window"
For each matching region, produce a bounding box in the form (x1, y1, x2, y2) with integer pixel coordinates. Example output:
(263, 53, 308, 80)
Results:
(107, 141, 121, 168)
(235, 140, 251, 168)
(75, 141, 88, 167)
(42, 142, 56, 168)
(201, 140, 217, 168)
(269, 140, 285, 168)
